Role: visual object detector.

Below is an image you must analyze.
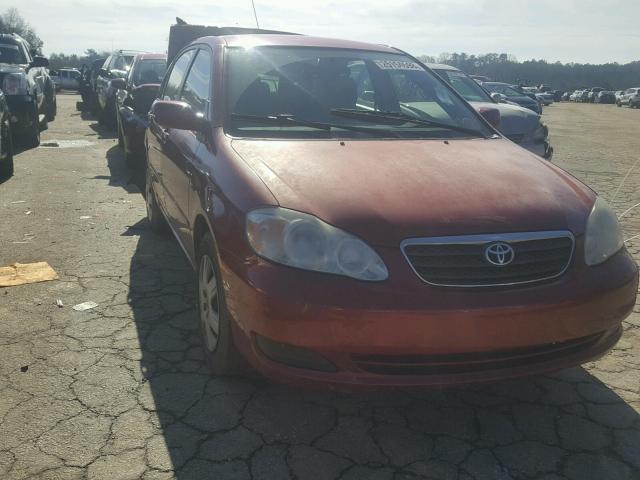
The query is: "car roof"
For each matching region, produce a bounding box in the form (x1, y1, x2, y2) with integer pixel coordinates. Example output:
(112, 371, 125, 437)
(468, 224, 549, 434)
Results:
(195, 34, 398, 54)
(134, 53, 167, 61)
(482, 82, 511, 86)
(0, 34, 22, 46)
(425, 63, 460, 71)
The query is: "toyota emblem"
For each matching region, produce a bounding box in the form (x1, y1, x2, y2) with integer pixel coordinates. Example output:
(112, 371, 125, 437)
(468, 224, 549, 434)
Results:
(484, 242, 515, 266)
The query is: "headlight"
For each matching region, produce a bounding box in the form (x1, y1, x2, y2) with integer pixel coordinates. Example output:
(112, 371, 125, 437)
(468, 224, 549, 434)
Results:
(2, 73, 28, 96)
(584, 197, 624, 266)
(246, 207, 388, 281)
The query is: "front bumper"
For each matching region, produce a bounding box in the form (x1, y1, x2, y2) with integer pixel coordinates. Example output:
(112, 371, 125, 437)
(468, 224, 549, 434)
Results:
(119, 107, 148, 157)
(5, 95, 36, 134)
(222, 246, 638, 389)
(521, 140, 553, 160)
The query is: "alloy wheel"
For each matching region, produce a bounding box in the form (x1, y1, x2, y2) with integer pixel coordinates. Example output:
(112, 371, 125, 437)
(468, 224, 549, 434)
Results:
(199, 254, 220, 352)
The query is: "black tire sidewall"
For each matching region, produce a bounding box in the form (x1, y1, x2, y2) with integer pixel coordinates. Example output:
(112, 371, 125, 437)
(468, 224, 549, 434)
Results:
(196, 233, 244, 376)
(145, 167, 167, 233)
(0, 116, 14, 178)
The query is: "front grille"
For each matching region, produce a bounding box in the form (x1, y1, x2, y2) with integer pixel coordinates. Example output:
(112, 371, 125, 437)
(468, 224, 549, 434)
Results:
(402, 231, 574, 287)
(352, 330, 613, 376)
(505, 133, 525, 144)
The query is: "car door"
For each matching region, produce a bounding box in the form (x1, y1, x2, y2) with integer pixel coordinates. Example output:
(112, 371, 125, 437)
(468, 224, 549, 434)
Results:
(96, 55, 113, 109)
(165, 48, 212, 249)
(147, 49, 195, 233)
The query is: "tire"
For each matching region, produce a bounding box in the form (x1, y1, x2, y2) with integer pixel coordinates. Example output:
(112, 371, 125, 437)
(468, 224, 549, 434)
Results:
(20, 106, 40, 148)
(117, 113, 124, 148)
(45, 90, 56, 121)
(0, 116, 14, 179)
(196, 233, 245, 376)
(145, 167, 168, 233)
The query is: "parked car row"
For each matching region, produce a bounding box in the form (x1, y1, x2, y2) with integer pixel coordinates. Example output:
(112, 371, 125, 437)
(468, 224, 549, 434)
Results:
(125, 23, 637, 387)
(428, 64, 552, 158)
(77, 49, 167, 168)
(0, 32, 57, 179)
(564, 87, 638, 106)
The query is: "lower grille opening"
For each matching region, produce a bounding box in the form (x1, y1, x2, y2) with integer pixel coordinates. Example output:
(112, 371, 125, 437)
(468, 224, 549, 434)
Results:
(352, 330, 614, 376)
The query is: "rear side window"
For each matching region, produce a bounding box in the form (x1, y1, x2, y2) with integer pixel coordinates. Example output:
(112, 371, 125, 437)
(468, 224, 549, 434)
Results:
(181, 49, 212, 115)
(162, 50, 195, 101)
(132, 59, 167, 86)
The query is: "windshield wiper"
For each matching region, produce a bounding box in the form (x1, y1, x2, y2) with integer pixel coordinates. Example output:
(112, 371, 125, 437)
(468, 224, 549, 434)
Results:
(231, 113, 331, 131)
(330, 108, 488, 139)
(231, 113, 393, 135)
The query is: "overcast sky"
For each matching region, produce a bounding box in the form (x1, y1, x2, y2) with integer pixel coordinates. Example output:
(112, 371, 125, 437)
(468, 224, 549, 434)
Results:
(6, 0, 640, 64)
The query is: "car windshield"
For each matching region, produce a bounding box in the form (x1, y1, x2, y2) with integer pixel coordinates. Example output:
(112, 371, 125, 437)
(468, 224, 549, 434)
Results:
(485, 84, 524, 97)
(132, 59, 167, 86)
(226, 46, 490, 139)
(0, 43, 27, 64)
(433, 69, 491, 103)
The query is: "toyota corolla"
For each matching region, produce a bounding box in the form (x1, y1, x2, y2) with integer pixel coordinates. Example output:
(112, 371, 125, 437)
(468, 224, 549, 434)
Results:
(145, 32, 638, 388)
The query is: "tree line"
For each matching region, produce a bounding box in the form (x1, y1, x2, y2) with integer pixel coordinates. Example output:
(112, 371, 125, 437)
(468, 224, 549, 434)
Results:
(417, 53, 640, 91)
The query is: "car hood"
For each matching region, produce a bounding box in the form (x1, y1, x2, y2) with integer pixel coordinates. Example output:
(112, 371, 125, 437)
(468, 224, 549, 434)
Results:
(470, 101, 540, 136)
(231, 137, 594, 247)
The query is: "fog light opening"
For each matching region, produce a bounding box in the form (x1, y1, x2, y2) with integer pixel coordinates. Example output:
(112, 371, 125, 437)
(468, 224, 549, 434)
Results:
(254, 334, 337, 373)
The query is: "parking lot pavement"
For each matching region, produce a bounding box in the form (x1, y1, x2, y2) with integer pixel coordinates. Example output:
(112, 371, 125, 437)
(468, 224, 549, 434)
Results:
(0, 95, 638, 480)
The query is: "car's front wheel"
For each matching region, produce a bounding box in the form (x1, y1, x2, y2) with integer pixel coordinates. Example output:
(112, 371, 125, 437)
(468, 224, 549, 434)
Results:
(0, 116, 14, 179)
(196, 233, 245, 376)
(145, 167, 168, 233)
(45, 90, 56, 121)
(20, 105, 40, 148)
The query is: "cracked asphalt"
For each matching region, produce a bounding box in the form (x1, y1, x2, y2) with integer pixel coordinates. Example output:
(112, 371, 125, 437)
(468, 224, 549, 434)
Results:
(0, 94, 639, 480)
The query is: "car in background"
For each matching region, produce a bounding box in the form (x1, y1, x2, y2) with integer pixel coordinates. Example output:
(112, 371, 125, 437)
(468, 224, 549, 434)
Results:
(112, 53, 167, 167)
(552, 90, 564, 102)
(586, 87, 605, 103)
(0, 89, 14, 179)
(429, 64, 552, 159)
(95, 49, 144, 126)
(614, 90, 625, 104)
(617, 88, 640, 108)
(482, 82, 542, 114)
(561, 91, 572, 101)
(53, 68, 81, 90)
(535, 91, 554, 106)
(578, 90, 591, 102)
(145, 29, 638, 387)
(569, 90, 581, 102)
(596, 91, 616, 104)
(79, 58, 106, 113)
(0, 33, 56, 147)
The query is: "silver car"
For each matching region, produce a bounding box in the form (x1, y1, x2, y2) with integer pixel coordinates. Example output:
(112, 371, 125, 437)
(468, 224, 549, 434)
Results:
(617, 88, 640, 108)
(52, 68, 80, 90)
(428, 64, 553, 160)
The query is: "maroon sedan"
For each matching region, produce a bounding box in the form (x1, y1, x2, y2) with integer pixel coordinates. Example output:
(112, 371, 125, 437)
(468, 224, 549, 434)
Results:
(145, 34, 638, 388)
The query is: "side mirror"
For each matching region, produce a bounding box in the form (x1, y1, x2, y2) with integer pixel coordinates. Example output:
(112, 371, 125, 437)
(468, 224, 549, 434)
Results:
(478, 106, 500, 130)
(110, 78, 126, 90)
(150, 100, 207, 131)
(30, 56, 49, 68)
(132, 84, 160, 115)
(490, 92, 505, 103)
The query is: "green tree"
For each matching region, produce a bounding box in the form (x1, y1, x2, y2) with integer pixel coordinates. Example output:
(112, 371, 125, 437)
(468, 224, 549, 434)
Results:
(0, 8, 43, 53)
